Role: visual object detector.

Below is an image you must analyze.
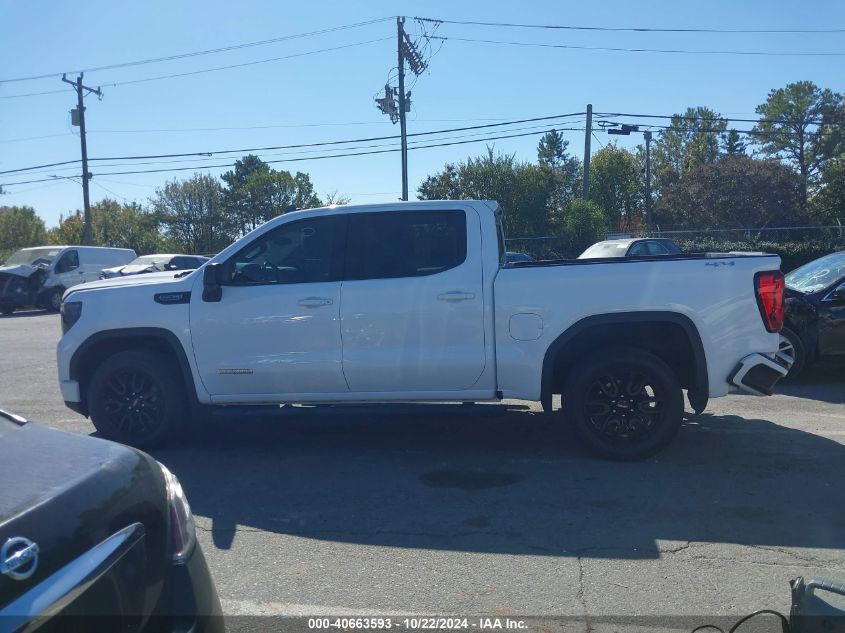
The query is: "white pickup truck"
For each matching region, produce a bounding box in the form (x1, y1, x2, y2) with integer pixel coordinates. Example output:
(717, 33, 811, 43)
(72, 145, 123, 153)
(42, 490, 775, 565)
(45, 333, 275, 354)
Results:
(56, 200, 789, 459)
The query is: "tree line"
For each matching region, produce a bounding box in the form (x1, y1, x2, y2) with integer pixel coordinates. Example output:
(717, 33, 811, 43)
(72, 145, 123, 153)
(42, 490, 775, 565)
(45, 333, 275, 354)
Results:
(2, 80, 843, 264)
(0, 157, 332, 261)
(421, 81, 844, 240)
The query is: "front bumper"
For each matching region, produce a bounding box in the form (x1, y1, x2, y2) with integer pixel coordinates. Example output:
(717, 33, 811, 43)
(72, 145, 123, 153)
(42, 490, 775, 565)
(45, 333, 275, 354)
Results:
(729, 352, 789, 396)
(149, 542, 224, 633)
(60, 380, 81, 406)
(0, 526, 223, 633)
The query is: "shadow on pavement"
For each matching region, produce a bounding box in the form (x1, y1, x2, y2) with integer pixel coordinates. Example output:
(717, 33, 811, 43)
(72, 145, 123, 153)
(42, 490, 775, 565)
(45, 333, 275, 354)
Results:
(152, 404, 845, 560)
(778, 367, 845, 404)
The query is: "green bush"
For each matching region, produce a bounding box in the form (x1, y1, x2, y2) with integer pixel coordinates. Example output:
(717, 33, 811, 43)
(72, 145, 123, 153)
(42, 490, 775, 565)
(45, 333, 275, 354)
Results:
(675, 238, 844, 272)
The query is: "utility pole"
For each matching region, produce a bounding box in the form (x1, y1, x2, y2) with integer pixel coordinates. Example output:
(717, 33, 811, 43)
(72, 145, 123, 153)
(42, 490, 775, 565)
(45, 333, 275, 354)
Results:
(397, 17, 409, 201)
(376, 17, 428, 201)
(62, 73, 102, 245)
(582, 103, 592, 200)
(644, 130, 653, 235)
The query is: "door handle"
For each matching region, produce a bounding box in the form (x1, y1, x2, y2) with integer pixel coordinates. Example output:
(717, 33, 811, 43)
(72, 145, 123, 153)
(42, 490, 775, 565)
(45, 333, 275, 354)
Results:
(437, 291, 476, 302)
(298, 297, 333, 307)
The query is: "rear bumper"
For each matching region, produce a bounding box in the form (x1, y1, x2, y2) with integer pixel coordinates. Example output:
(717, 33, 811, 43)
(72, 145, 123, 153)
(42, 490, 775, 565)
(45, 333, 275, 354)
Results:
(729, 352, 788, 396)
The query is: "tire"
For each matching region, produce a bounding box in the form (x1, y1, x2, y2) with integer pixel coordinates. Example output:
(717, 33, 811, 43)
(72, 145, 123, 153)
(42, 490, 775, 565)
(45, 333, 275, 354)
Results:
(46, 287, 64, 312)
(778, 327, 806, 381)
(87, 349, 186, 449)
(562, 346, 684, 461)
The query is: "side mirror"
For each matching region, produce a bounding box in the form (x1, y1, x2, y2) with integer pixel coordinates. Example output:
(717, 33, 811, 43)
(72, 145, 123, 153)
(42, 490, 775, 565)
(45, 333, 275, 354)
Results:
(202, 263, 222, 302)
(832, 283, 845, 302)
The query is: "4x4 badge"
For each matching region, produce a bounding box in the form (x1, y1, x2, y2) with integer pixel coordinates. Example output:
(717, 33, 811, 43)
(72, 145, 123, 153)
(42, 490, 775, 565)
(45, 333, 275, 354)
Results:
(1, 537, 39, 580)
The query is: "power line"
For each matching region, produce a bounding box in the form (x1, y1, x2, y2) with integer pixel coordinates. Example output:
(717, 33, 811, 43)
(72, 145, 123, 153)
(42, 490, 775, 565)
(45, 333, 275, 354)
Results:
(0, 159, 82, 175)
(101, 38, 392, 88)
(1, 109, 822, 180)
(0, 18, 394, 84)
(0, 112, 586, 175)
(0, 117, 515, 142)
(0, 126, 584, 186)
(0, 87, 70, 100)
(0, 37, 392, 99)
(21, 120, 587, 177)
(430, 34, 845, 57)
(90, 179, 132, 203)
(0, 132, 76, 144)
(600, 122, 820, 137)
(594, 111, 825, 126)
(414, 16, 845, 34)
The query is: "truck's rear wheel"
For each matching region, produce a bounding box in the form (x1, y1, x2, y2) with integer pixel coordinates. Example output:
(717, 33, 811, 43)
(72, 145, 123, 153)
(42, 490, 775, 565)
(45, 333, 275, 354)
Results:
(87, 349, 185, 449)
(562, 346, 684, 461)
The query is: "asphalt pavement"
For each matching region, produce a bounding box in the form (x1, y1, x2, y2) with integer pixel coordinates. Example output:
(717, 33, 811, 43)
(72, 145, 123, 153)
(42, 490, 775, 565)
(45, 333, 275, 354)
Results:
(2, 310, 844, 632)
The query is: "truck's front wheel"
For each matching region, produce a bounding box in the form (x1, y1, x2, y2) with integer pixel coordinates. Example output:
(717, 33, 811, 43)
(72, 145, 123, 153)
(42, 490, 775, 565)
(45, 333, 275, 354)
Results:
(87, 349, 185, 449)
(46, 287, 64, 312)
(563, 346, 684, 461)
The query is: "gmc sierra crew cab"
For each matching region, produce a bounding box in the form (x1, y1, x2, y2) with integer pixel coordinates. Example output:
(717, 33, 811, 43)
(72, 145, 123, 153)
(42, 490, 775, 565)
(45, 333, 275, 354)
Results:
(56, 200, 789, 460)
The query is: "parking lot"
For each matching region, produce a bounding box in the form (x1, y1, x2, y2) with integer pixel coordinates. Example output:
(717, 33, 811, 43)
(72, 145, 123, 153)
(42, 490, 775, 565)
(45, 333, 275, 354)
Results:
(2, 310, 845, 631)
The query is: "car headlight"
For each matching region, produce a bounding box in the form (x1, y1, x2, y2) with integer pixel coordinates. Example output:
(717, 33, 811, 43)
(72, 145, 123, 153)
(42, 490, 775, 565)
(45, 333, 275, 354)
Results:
(60, 301, 82, 334)
(159, 463, 197, 564)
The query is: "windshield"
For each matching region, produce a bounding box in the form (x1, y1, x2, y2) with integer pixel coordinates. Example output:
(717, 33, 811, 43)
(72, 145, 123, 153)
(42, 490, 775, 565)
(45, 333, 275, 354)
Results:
(578, 242, 630, 259)
(785, 251, 845, 293)
(3, 247, 61, 267)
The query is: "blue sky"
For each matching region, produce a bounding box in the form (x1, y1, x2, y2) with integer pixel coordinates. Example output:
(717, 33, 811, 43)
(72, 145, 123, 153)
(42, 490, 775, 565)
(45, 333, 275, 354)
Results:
(1, 0, 843, 227)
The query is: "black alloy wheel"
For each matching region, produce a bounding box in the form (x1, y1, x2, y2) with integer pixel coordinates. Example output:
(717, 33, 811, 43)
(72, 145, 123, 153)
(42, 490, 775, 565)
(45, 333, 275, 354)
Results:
(563, 346, 684, 460)
(88, 349, 185, 448)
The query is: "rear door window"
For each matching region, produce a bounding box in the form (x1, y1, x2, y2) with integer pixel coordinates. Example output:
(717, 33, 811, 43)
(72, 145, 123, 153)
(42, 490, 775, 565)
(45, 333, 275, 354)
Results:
(627, 242, 649, 256)
(345, 211, 467, 281)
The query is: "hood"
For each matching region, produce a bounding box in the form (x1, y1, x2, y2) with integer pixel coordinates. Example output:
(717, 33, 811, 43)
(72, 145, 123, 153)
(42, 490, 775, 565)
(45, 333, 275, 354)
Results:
(106, 264, 159, 276)
(0, 418, 168, 610)
(67, 269, 196, 294)
(0, 264, 38, 279)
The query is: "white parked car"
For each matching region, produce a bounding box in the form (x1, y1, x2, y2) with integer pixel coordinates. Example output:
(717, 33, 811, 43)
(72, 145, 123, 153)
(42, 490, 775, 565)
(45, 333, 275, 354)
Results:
(56, 201, 787, 459)
(0, 245, 136, 313)
(100, 254, 210, 279)
(579, 238, 682, 259)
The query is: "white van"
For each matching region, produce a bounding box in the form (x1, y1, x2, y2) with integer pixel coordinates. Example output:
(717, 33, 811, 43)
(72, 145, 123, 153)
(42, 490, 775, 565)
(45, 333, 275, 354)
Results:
(0, 246, 136, 313)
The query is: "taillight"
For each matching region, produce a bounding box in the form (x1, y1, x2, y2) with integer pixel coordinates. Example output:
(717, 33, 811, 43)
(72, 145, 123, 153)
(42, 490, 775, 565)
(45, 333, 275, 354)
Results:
(754, 270, 784, 333)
